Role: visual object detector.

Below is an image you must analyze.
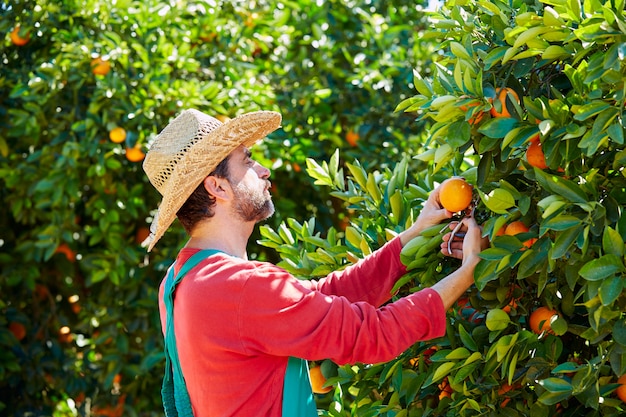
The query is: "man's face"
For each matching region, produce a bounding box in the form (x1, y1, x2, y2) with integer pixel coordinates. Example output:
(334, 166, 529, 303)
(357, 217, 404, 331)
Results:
(227, 146, 274, 223)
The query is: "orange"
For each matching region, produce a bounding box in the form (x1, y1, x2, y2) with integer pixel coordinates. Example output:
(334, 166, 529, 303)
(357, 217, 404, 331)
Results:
(529, 306, 558, 335)
(55, 243, 76, 262)
(309, 365, 332, 394)
(504, 221, 536, 248)
(346, 130, 360, 147)
(490, 87, 520, 118)
(439, 177, 473, 213)
(125, 145, 145, 162)
(438, 377, 453, 400)
(459, 101, 485, 125)
(10, 26, 30, 46)
(216, 114, 231, 123)
(9, 322, 26, 341)
(616, 374, 626, 402)
(502, 298, 518, 314)
(91, 57, 111, 76)
(109, 127, 126, 143)
(526, 136, 548, 169)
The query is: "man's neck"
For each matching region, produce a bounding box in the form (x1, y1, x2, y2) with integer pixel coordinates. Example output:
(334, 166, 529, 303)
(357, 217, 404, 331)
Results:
(185, 217, 254, 259)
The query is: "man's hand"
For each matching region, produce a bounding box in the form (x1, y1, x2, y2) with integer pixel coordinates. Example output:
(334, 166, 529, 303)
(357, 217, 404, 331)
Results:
(399, 183, 453, 247)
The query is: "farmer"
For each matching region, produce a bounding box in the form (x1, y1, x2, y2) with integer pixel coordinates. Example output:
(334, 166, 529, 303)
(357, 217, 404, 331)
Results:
(142, 109, 483, 417)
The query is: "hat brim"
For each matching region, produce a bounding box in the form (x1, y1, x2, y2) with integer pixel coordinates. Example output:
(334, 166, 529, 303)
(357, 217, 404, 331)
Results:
(144, 110, 281, 251)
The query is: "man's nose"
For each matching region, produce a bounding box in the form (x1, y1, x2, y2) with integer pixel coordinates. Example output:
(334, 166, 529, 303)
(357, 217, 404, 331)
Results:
(256, 163, 270, 179)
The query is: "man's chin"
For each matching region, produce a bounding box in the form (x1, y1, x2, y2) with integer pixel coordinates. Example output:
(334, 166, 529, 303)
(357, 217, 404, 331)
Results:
(253, 201, 275, 224)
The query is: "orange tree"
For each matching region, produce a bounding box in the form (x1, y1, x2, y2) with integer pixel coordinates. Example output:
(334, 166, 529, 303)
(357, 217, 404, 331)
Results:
(259, 0, 626, 416)
(0, 0, 433, 415)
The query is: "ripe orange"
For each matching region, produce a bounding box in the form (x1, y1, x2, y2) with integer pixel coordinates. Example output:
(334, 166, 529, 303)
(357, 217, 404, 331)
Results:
(504, 221, 536, 248)
(346, 130, 360, 147)
(10, 26, 30, 46)
(125, 145, 145, 162)
(616, 374, 626, 402)
(309, 365, 332, 394)
(9, 322, 26, 341)
(459, 101, 485, 125)
(109, 127, 126, 143)
(529, 306, 558, 335)
(438, 377, 453, 400)
(216, 114, 231, 123)
(526, 136, 548, 169)
(91, 57, 111, 76)
(55, 243, 76, 262)
(490, 87, 520, 118)
(439, 177, 473, 213)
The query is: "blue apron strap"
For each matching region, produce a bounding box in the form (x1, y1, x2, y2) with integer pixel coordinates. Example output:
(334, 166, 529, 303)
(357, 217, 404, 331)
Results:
(162, 249, 221, 417)
(282, 357, 318, 417)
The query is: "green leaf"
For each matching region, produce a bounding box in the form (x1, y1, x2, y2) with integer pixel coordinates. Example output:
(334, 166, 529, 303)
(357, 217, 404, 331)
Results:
(459, 325, 478, 351)
(579, 254, 624, 281)
(474, 259, 499, 291)
(539, 377, 573, 392)
(613, 320, 626, 346)
(540, 215, 582, 233)
(478, 117, 520, 139)
(446, 347, 471, 360)
(602, 227, 624, 258)
(551, 225, 583, 259)
(599, 275, 623, 306)
(573, 101, 611, 121)
(533, 169, 588, 203)
(479, 188, 515, 214)
(432, 361, 456, 383)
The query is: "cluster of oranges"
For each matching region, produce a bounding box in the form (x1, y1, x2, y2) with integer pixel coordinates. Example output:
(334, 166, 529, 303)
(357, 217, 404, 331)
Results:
(459, 88, 551, 170)
(107, 126, 145, 162)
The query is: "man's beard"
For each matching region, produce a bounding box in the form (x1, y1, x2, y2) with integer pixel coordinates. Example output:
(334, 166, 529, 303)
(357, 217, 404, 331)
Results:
(231, 180, 275, 223)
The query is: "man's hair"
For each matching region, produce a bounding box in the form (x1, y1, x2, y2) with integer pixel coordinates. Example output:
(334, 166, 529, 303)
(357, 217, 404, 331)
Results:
(176, 155, 231, 234)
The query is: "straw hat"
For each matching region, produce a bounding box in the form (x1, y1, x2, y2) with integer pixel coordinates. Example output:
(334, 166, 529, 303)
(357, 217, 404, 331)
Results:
(142, 109, 282, 251)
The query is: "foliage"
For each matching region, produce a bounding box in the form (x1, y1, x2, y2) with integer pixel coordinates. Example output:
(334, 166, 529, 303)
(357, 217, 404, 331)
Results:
(0, 0, 431, 415)
(259, 0, 626, 415)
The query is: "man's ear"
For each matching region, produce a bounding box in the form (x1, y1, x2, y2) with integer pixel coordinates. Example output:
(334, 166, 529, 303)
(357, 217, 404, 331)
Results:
(203, 176, 231, 201)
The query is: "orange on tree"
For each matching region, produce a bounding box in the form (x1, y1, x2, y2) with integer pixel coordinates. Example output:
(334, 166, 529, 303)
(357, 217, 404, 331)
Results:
(91, 56, 111, 76)
(529, 306, 559, 335)
(309, 364, 332, 394)
(346, 130, 360, 147)
(616, 374, 626, 402)
(504, 220, 536, 248)
(125, 145, 145, 162)
(55, 243, 76, 262)
(109, 127, 127, 143)
(9, 322, 26, 341)
(438, 377, 453, 400)
(439, 177, 473, 213)
(490, 87, 520, 118)
(459, 100, 485, 125)
(526, 135, 548, 169)
(10, 25, 30, 46)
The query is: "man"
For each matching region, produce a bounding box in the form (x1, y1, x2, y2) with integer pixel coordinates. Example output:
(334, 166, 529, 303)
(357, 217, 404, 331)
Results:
(142, 109, 483, 417)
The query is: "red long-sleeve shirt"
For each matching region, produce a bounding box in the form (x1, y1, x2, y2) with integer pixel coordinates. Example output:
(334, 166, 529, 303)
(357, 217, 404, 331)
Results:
(158, 236, 446, 417)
